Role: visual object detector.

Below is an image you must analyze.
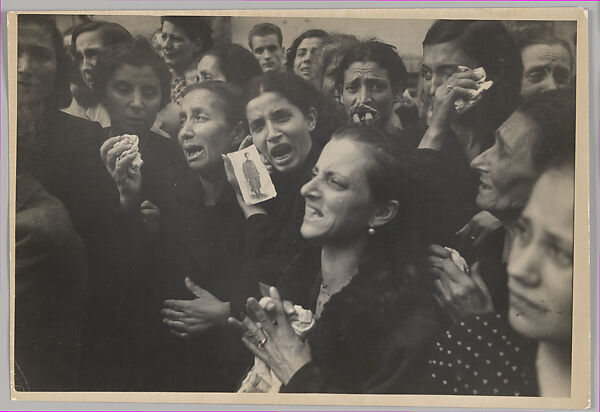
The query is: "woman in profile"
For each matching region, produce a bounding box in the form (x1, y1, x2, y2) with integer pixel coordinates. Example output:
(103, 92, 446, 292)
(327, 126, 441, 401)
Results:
(231, 126, 440, 393)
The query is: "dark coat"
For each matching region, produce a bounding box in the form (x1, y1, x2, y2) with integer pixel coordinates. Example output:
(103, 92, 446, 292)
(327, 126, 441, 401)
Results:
(14, 175, 88, 391)
(138, 175, 254, 392)
(243, 146, 321, 287)
(277, 244, 441, 394)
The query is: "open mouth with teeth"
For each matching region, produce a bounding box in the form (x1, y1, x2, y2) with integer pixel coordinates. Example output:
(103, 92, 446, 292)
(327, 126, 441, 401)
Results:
(184, 145, 205, 161)
(351, 104, 380, 124)
(304, 203, 323, 220)
(269, 143, 293, 164)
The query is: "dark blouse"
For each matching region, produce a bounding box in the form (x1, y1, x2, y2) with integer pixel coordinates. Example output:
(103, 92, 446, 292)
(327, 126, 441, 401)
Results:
(243, 145, 321, 287)
(277, 244, 441, 394)
(138, 175, 254, 392)
(425, 313, 538, 396)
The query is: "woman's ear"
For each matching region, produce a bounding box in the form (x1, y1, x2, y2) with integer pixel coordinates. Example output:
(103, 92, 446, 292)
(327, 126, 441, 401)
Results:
(306, 107, 318, 132)
(370, 200, 399, 229)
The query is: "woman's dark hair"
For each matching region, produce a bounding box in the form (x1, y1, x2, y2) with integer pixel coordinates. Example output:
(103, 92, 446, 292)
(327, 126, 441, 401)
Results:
(517, 87, 575, 173)
(203, 43, 262, 89)
(285, 29, 330, 71)
(180, 81, 248, 149)
(160, 16, 213, 52)
(316, 33, 359, 88)
(69, 21, 132, 107)
(329, 124, 421, 256)
(335, 40, 408, 95)
(18, 14, 72, 109)
(423, 20, 523, 132)
(93, 36, 172, 109)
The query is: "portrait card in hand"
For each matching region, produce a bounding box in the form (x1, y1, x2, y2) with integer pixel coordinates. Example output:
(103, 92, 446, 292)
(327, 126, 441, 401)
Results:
(227, 145, 277, 205)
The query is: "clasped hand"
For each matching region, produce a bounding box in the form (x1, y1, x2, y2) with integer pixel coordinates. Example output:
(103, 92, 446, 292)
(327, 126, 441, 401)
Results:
(228, 287, 312, 386)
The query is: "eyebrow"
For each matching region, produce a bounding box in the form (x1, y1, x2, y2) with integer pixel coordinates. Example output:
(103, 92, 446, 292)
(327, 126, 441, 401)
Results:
(270, 108, 292, 118)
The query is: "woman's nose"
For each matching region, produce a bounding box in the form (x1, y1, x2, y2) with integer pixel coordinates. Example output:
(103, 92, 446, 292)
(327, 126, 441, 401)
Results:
(300, 177, 320, 199)
(470, 149, 489, 172)
(507, 242, 542, 287)
(178, 120, 193, 140)
(130, 89, 143, 108)
(265, 121, 281, 142)
(430, 74, 444, 97)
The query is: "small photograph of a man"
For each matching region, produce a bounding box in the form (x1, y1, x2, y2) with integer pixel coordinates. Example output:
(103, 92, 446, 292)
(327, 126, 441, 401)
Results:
(243, 152, 263, 198)
(227, 145, 277, 205)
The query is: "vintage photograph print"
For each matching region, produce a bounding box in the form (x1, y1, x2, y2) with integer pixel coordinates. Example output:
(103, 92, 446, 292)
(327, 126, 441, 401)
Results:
(228, 145, 277, 205)
(7, 8, 589, 409)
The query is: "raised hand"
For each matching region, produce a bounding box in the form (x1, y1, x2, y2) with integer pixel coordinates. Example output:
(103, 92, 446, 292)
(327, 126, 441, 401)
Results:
(161, 277, 230, 338)
(427, 244, 493, 322)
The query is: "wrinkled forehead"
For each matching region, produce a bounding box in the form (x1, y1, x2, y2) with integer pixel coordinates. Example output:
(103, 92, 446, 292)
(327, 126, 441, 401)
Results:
(344, 60, 389, 81)
(181, 88, 221, 113)
(521, 43, 572, 69)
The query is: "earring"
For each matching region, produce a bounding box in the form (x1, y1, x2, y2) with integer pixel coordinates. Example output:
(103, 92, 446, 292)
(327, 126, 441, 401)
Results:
(368, 227, 376, 236)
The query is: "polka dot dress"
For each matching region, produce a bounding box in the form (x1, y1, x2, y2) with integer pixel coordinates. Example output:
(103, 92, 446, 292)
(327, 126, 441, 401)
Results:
(426, 313, 538, 396)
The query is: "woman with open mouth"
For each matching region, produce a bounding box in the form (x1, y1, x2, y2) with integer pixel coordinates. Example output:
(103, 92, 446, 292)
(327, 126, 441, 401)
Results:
(141, 81, 255, 392)
(227, 71, 331, 289)
(230, 125, 440, 393)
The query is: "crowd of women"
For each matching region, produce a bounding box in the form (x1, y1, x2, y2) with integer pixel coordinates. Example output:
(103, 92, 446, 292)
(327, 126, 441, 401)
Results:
(15, 15, 576, 396)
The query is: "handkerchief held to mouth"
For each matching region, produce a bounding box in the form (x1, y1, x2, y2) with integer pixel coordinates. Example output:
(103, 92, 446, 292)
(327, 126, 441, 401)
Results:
(453, 66, 494, 114)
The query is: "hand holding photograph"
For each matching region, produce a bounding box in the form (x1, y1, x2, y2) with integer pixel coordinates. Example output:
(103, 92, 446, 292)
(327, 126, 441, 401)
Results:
(7, 7, 590, 409)
(228, 145, 277, 205)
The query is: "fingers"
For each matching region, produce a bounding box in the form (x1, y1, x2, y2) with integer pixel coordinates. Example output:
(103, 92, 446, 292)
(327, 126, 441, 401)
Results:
(456, 221, 473, 238)
(427, 244, 450, 258)
(161, 308, 186, 320)
(140, 200, 159, 212)
(449, 69, 484, 83)
(447, 78, 479, 91)
(100, 136, 122, 165)
(169, 329, 189, 339)
(283, 300, 295, 316)
(222, 154, 243, 196)
(113, 151, 138, 179)
(227, 316, 246, 334)
(239, 135, 253, 150)
(163, 299, 190, 312)
(107, 142, 134, 175)
(246, 298, 274, 334)
(241, 336, 269, 364)
(433, 279, 452, 303)
(184, 277, 206, 299)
